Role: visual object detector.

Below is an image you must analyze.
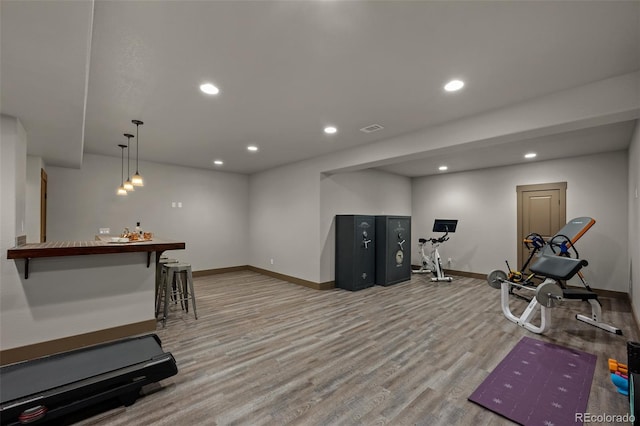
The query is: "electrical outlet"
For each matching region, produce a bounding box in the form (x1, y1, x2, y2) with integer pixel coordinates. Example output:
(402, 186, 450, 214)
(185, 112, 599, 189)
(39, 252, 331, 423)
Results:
(270, 258, 274, 265)
(177, 202, 182, 208)
(447, 258, 452, 264)
(171, 202, 176, 208)
(99, 228, 110, 234)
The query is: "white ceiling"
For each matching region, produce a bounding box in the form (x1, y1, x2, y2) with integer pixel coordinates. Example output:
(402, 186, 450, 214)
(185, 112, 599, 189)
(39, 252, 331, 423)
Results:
(378, 120, 638, 177)
(1, 0, 94, 168)
(2, 1, 639, 175)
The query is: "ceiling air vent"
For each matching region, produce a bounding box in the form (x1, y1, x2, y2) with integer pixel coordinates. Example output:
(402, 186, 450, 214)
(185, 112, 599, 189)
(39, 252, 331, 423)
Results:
(360, 124, 384, 133)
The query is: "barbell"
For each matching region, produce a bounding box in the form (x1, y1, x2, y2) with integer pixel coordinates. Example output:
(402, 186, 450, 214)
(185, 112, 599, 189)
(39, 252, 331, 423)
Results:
(487, 269, 563, 307)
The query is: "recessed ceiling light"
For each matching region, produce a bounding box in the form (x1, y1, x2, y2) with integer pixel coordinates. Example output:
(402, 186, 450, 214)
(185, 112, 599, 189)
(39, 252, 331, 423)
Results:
(439, 165, 448, 171)
(524, 153, 537, 159)
(213, 159, 224, 166)
(444, 79, 464, 92)
(324, 126, 337, 134)
(200, 83, 219, 95)
(247, 145, 258, 152)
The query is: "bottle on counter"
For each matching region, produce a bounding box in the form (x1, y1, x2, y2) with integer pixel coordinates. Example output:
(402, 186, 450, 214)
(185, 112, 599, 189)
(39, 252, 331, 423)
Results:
(135, 222, 142, 236)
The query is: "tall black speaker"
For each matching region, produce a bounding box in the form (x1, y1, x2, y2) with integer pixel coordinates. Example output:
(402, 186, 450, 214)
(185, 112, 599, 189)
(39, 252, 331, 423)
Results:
(631, 373, 639, 426)
(375, 216, 411, 286)
(335, 215, 376, 291)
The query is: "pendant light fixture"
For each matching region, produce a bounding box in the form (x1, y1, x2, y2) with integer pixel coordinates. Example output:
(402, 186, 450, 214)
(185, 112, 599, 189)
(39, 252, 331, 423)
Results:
(123, 133, 135, 191)
(117, 144, 128, 196)
(131, 119, 144, 186)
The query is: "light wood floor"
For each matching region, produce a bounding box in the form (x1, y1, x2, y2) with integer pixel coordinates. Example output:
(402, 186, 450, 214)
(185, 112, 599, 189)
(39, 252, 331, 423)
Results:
(82, 271, 637, 425)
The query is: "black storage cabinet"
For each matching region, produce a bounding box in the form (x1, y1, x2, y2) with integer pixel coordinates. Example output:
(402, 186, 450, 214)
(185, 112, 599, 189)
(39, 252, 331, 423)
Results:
(335, 215, 376, 291)
(630, 341, 640, 425)
(375, 215, 411, 286)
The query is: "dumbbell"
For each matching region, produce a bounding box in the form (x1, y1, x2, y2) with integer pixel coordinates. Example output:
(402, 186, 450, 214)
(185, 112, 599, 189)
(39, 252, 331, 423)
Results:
(487, 269, 563, 308)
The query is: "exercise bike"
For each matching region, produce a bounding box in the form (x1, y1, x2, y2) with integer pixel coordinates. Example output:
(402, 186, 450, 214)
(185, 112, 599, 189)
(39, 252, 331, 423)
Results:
(413, 219, 458, 282)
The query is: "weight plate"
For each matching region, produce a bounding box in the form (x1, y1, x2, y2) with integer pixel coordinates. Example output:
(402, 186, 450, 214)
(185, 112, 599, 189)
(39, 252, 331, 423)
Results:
(487, 269, 507, 289)
(535, 281, 563, 307)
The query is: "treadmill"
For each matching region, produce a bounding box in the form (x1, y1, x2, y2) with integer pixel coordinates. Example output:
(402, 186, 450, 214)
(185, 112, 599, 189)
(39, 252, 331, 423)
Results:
(0, 334, 178, 425)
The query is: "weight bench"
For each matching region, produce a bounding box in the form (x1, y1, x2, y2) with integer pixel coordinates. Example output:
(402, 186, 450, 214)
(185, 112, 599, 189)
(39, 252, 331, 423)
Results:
(489, 254, 621, 335)
(532, 255, 596, 301)
(530, 255, 622, 335)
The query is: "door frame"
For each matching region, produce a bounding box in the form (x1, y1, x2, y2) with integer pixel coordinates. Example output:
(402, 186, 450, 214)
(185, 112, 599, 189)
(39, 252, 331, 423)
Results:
(516, 181, 566, 268)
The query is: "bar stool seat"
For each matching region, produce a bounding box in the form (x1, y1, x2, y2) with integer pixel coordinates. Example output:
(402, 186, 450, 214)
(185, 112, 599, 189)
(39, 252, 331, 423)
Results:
(156, 262, 197, 327)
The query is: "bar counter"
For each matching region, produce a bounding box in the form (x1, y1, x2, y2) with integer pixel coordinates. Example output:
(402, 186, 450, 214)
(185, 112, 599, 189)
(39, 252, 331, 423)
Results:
(7, 239, 185, 259)
(7, 239, 185, 279)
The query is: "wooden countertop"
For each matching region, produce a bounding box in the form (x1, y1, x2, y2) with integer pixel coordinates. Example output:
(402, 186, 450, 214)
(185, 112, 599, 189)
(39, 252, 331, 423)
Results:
(7, 239, 185, 259)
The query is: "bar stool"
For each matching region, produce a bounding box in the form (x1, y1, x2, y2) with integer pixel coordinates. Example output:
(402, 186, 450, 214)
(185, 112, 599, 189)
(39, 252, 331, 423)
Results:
(156, 262, 197, 327)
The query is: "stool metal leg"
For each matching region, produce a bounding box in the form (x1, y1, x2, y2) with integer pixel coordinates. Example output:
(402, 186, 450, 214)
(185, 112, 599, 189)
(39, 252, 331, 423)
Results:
(187, 267, 197, 319)
(180, 270, 188, 313)
(155, 268, 166, 318)
(155, 262, 162, 301)
(163, 269, 174, 328)
(174, 270, 184, 311)
(171, 273, 178, 305)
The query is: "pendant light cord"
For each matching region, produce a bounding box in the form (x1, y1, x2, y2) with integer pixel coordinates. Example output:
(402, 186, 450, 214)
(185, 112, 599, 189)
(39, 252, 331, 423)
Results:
(127, 136, 131, 179)
(120, 145, 125, 184)
(132, 120, 144, 174)
(135, 124, 139, 172)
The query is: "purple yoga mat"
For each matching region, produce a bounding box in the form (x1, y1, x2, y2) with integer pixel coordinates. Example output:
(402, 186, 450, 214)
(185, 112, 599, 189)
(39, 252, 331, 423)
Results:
(469, 336, 596, 426)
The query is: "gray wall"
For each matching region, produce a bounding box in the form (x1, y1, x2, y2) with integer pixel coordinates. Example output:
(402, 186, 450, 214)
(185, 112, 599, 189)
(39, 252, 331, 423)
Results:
(1, 115, 29, 350)
(412, 150, 629, 292)
(26, 155, 44, 243)
(249, 160, 322, 281)
(1, 115, 27, 240)
(629, 121, 640, 317)
(46, 154, 250, 271)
